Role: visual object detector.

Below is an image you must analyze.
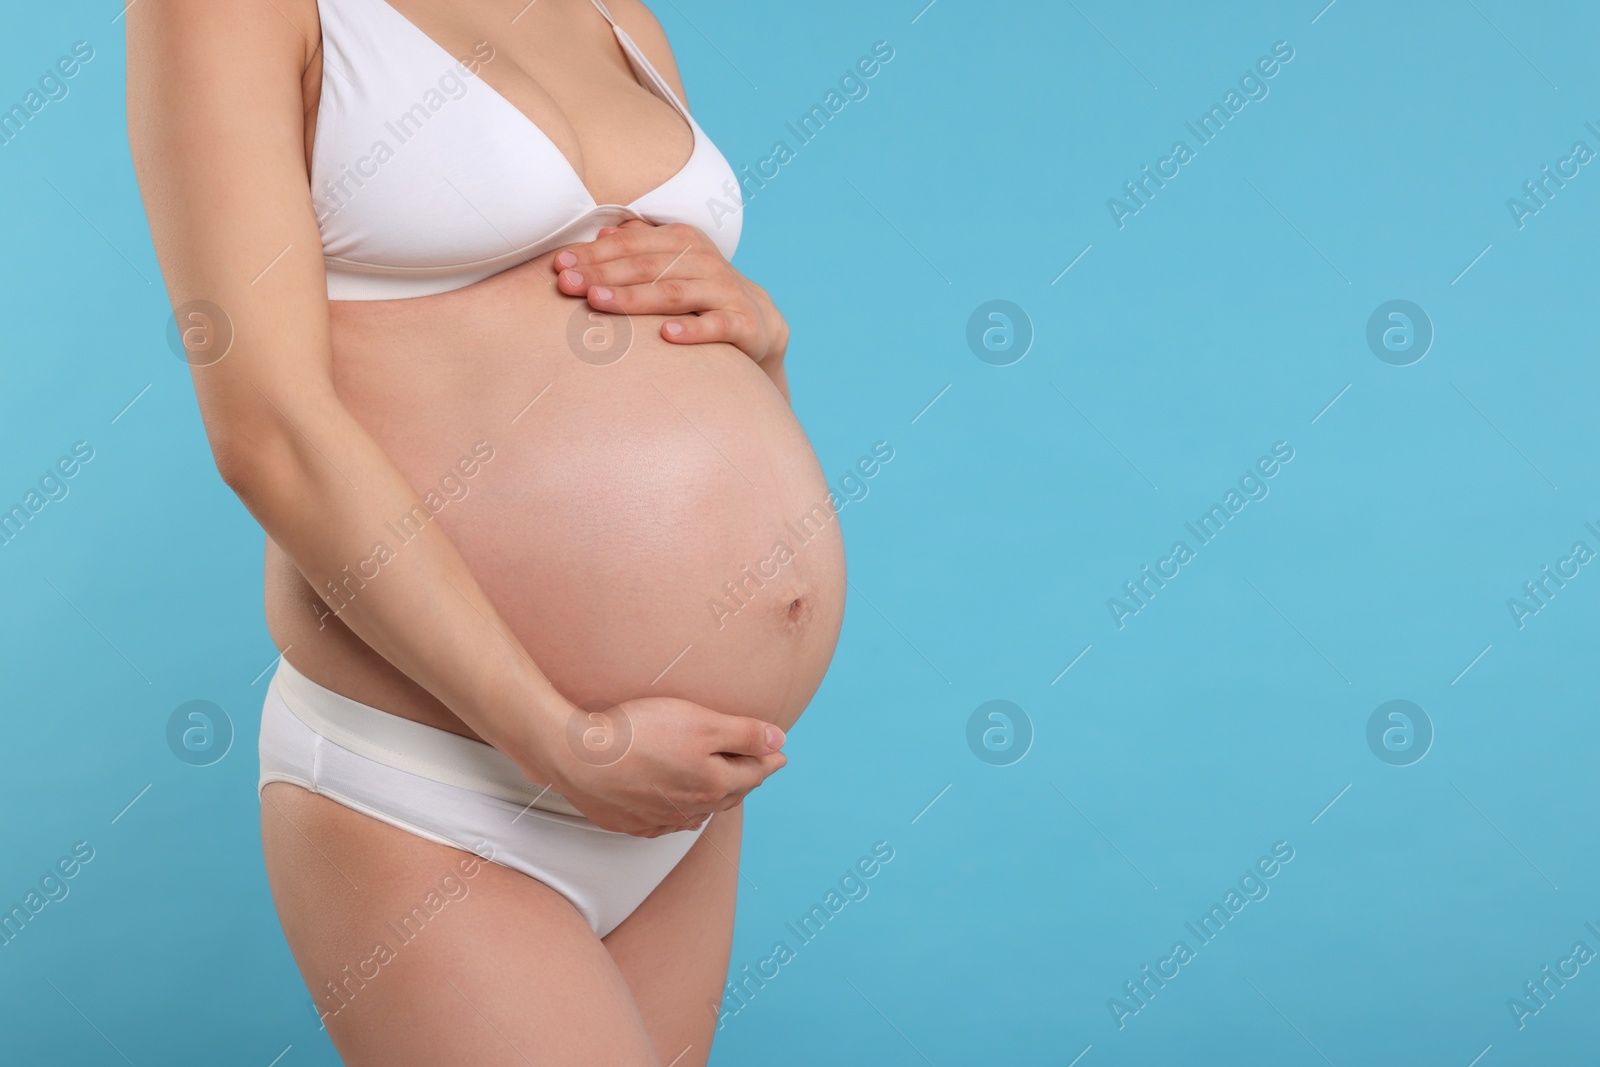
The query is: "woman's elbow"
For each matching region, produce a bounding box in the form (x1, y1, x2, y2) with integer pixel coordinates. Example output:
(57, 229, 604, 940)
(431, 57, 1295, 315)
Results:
(208, 423, 293, 500)
(202, 386, 340, 498)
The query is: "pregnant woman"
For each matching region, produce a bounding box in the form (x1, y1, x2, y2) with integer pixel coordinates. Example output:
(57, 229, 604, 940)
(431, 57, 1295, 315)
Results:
(127, 0, 844, 1062)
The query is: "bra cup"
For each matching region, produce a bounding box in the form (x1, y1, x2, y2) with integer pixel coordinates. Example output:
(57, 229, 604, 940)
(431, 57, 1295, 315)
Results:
(631, 113, 744, 261)
(312, 0, 744, 299)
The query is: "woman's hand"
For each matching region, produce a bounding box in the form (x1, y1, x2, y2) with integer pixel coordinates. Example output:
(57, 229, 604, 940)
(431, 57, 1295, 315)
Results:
(527, 694, 789, 838)
(552, 219, 789, 366)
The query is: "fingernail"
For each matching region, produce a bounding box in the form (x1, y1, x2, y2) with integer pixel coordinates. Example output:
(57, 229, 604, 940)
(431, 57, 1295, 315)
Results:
(555, 251, 577, 268)
(765, 725, 785, 751)
(664, 321, 684, 337)
(592, 286, 613, 302)
(561, 269, 583, 287)
(598, 226, 617, 236)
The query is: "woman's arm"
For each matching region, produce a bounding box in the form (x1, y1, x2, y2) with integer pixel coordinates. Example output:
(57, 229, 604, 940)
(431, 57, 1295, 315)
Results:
(127, 0, 784, 834)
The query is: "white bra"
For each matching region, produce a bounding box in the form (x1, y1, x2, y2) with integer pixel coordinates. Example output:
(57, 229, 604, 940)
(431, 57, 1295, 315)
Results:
(311, 0, 742, 300)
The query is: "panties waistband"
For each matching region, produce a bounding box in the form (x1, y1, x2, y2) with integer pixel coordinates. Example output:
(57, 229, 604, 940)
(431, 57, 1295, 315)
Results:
(268, 657, 584, 819)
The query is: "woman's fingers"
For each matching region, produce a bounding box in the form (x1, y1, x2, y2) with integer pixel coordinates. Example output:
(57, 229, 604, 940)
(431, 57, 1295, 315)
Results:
(716, 750, 786, 801)
(554, 249, 716, 293)
(582, 279, 756, 353)
(712, 714, 785, 758)
(554, 698, 786, 837)
(605, 219, 651, 236)
(585, 276, 736, 318)
(660, 310, 744, 348)
(554, 220, 706, 274)
(550, 220, 785, 366)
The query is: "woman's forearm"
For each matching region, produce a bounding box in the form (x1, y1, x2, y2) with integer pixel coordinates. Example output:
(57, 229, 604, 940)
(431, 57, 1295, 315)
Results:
(219, 390, 570, 781)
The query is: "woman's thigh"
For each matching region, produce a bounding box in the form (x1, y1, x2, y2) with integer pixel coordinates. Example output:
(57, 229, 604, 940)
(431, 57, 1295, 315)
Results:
(259, 782, 662, 1066)
(604, 803, 745, 1067)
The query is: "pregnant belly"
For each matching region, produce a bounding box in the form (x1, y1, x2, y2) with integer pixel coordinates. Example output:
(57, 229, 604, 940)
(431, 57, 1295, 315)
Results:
(268, 256, 845, 735)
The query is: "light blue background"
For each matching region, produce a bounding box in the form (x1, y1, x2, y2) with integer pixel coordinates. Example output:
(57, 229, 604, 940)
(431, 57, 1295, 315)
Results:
(2, 0, 1597, 1063)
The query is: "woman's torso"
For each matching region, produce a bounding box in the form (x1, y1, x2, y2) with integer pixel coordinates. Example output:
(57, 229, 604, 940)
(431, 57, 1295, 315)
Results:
(267, 0, 845, 737)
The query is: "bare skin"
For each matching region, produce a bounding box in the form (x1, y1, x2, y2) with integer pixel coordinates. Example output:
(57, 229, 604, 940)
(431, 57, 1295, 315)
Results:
(127, 0, 844, 1063)
(261, 785, 743, 1064)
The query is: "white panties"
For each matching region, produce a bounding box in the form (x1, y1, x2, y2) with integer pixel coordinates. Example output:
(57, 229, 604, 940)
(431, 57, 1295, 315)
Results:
(257, 657, 708, 937)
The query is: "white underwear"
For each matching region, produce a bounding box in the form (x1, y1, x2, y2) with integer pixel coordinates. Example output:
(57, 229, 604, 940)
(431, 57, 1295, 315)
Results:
(258, 657, 708, 937)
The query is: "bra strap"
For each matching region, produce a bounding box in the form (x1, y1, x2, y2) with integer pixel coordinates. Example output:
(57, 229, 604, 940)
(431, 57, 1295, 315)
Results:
(584, 0, 693, 121)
